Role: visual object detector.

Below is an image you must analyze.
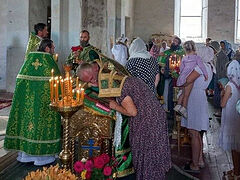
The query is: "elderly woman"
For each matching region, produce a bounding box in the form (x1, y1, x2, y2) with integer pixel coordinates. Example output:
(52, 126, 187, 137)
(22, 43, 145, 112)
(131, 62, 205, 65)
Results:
(77, 62, 171, 180)
(181, 46, 214, 173)
(126, 37, 160, 95)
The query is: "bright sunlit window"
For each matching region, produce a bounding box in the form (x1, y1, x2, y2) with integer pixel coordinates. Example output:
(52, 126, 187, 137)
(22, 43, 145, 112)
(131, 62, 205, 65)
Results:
(174, 0, 208, 42)
(235, 0, 240, 43)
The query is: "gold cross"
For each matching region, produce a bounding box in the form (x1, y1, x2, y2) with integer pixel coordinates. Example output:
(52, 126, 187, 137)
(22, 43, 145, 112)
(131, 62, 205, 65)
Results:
(28, 122, 34, 131)
(32, 59, 42, 70)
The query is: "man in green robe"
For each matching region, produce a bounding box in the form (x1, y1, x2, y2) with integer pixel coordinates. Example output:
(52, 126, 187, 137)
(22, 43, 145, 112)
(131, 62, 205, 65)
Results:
(25, 23, 49, 59)
(66, 30, 100, 73)
(4, 39, 61, 166)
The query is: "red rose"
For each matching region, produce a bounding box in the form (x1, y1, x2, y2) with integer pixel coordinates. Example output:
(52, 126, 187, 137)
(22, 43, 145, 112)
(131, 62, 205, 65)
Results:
(93, 156, 105, 169)
(122, 155, 127, 161)
(103, 166, 112, 176)
(100, 153, 110, 165)
(86, 171, 91, 179)
(74, 161, 85, 173)
(71, 45, 83, 52)
(85, 160, 94, 171)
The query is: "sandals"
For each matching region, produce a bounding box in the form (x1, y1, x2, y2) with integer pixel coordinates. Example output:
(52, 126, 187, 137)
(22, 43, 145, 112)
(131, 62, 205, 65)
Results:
(183, 163, 200, 174)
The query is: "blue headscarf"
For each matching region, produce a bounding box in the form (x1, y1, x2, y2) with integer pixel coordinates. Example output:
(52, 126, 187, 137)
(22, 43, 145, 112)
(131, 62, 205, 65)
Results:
(220, 40, 235, 60)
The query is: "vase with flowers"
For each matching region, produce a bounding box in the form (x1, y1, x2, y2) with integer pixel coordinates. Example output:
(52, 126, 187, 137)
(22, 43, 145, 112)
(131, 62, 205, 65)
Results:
(74, 153, 127, 180)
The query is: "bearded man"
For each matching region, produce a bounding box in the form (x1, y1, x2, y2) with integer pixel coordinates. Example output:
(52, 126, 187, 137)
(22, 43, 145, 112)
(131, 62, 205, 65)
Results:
(157, 36, 184, 115)
(66, 30, 100, 73)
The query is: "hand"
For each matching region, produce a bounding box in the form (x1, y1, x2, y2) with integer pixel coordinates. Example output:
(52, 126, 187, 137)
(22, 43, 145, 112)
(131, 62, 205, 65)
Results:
(221, 89, 225, 97)
(160, 68, 165, 74)
(73, 51, 80, 58)
(76, 59, 83, 64)
(109, 100, 118, 110)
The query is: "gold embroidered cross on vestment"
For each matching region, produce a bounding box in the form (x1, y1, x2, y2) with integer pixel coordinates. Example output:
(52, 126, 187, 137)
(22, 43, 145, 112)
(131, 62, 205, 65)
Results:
(32, 59, 42, 70)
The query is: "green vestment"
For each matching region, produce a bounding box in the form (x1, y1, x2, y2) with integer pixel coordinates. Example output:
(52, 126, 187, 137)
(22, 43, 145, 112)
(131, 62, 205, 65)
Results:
(25, 33, 42, 60)
(157, 47, 185, 96)
(4, 52, 61, 156)
(66, 45, 100, 64)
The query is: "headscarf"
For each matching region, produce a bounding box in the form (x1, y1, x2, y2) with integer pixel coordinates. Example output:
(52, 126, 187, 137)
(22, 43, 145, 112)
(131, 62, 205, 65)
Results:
(220, 40, 235, 59)
(129, 37, 151, 59)
(227, 60, 240, 88)
(197, 46, 216, 73)
(220, 40, 232, 52)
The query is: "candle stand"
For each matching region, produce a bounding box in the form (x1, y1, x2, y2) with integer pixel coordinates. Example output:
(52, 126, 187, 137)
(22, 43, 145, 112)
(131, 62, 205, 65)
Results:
(49, 65, 84, 170)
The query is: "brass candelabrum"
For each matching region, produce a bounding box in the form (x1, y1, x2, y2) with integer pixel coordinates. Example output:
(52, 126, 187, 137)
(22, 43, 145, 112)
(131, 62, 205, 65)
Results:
(49, 65, 84, 170)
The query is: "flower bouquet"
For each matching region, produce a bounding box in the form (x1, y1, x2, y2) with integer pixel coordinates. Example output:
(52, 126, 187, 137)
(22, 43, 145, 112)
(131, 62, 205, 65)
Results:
(71, 46, 83, 52)
(74, 153, 127, 180)
(24, 164, 77, 180)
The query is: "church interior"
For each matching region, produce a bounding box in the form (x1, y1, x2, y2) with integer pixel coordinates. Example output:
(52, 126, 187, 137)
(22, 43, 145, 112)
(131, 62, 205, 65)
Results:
(1, 0, 240, 179)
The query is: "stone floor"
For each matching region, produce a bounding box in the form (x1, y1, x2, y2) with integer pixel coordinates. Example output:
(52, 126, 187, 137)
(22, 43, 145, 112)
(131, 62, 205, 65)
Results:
(0, 93, 234, 180)
(0, 91, 12, 158)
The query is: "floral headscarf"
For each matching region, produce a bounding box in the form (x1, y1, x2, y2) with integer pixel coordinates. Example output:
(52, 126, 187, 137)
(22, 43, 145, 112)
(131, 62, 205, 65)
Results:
(227, 60, 240, 88)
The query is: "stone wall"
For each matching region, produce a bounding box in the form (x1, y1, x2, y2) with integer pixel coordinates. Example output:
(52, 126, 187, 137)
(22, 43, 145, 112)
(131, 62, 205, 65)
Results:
(3, 0, 29, 92)
(133, 0, 237, 46)
(29, 0, 50, 32)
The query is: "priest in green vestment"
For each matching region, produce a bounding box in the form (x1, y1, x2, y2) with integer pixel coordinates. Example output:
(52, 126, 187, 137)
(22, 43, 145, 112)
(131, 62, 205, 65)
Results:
(66, 30, 100, 73)
(25, 23, 49, 59)
(4, 39, 61, 166)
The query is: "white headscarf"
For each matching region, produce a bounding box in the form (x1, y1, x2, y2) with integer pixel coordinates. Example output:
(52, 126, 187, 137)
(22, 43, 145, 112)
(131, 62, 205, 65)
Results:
(227, 60, 240, 88)
(129, 37, 151, 59)
(197, 46, 216, 73)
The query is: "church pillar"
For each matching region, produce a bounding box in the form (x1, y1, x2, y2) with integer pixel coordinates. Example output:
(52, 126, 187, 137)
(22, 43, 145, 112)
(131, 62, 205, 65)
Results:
(81, 0, 108, 54)
(5, 0, 29, 92)
(51, 0, 81, 70)
(29, 0, 50, 33)
(115, 0, 122, 39)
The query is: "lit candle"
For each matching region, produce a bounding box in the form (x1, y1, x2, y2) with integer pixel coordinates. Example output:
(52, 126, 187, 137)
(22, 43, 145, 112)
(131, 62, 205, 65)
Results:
(51, 69, 54, 78)
(49, 79, 53, 102)
(60, 79, 64, 99)
(70, 80, 73, 99)
(76, 77, 79, 88)
(54, 53, 58, 62)
(80, 88, 84, 101)
(77, 90, 80, 102)
(55, 81, 59, 103)
(54, 84, 57, 103)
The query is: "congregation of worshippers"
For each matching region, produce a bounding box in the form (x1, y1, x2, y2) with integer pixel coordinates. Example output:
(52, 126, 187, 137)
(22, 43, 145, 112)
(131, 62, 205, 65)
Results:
(3, 22, 240, 180)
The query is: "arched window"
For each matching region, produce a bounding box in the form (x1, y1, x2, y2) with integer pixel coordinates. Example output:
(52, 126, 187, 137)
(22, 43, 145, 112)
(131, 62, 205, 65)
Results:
(174, 0, 208, 42)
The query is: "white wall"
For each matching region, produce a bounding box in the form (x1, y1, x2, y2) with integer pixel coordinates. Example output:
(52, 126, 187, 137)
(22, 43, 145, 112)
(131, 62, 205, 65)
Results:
(133, 0, 174, 42)
(133, 0, 238, 48)
(0, 0, 8, 90)
(5, 0, 29, 92)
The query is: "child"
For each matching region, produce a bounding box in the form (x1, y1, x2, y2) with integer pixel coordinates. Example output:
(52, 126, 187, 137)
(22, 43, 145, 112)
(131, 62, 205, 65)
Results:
(219, 60, 240, 179)
(174, 41, 209, 118)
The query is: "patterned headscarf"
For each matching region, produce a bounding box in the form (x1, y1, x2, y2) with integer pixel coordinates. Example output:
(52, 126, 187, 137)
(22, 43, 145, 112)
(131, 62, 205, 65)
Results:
(227, 60, 240, 88)
(129, 37, 151, 59)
